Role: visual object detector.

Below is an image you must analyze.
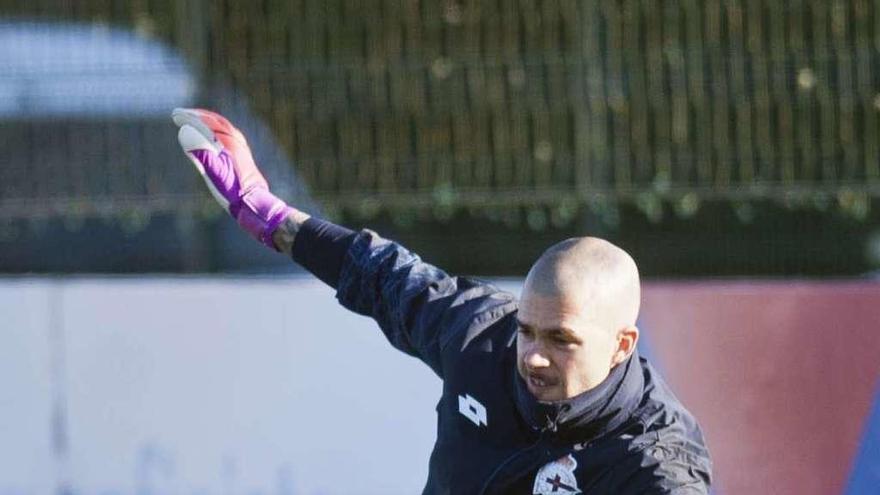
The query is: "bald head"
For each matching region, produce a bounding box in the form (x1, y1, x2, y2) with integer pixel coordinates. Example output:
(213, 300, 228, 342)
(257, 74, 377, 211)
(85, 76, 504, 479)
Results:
(523, 237, 640, 331)
(517, 237, 642, 399)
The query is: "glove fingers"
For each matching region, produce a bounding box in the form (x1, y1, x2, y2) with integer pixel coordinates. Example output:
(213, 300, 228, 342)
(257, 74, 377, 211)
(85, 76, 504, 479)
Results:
(187, 150, 233, 213)
(193, 110, 242, 150)
(177, 124, 228, 179)
(173, 107, 265, 190)
(173, 107, 247, 150)
(172, 108, 221, 148)
(177, 125, 233, 212)
(176, 120, 220, 154)
(175, 115, 240, 191)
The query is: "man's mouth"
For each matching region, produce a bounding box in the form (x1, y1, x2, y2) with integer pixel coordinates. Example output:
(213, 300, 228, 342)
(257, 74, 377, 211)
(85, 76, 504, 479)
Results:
(527, 373, 557, 390)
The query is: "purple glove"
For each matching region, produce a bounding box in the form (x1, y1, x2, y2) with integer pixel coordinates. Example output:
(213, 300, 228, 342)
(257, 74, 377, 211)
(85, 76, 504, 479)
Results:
(172, 108, 294, 250)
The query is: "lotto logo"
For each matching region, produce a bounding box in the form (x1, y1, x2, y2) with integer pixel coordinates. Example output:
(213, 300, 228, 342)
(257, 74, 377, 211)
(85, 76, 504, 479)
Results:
(458, 394, 488, 427)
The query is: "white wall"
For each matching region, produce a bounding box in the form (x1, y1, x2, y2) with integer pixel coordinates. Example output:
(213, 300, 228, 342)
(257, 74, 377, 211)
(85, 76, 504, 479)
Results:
(0, 277, 523, 495)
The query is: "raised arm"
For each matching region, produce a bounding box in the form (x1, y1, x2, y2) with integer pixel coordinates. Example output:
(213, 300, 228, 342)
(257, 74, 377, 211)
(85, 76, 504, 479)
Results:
(172, 108, 516, 376)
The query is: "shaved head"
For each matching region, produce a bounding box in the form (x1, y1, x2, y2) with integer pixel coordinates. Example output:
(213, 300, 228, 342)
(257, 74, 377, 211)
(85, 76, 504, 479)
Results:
(517, 237, 642, 400)
(523, 237, 640, 331)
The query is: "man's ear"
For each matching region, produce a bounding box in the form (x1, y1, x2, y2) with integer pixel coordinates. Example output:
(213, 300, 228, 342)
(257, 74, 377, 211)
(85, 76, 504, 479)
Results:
(611, 325, 639, 367)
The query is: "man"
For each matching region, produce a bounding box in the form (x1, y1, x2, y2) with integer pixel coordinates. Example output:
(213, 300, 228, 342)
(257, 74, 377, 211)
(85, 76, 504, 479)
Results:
(172, 108, 712, 494)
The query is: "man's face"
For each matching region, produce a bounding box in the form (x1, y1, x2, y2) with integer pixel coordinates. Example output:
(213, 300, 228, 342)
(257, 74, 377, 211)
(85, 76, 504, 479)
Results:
(516, 291, 621, 401)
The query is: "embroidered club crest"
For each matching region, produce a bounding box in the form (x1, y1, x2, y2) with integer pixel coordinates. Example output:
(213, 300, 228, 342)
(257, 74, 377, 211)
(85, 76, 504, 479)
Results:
(533, 454, 581, 494)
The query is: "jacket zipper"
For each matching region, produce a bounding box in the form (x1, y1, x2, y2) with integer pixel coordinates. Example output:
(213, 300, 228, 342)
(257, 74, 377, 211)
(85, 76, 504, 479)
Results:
(478, 433, 548, 495)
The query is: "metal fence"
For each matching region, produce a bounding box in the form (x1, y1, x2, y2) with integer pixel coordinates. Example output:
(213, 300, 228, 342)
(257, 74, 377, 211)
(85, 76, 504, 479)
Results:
(2, 1, 880, 222)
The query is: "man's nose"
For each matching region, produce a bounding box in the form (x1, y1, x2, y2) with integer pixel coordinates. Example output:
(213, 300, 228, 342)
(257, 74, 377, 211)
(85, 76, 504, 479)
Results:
(523, 346, 551, 368)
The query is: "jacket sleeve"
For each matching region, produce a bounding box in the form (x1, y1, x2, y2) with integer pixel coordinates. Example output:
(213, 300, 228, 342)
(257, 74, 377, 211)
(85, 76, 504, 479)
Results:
(332, 227, 516, 378)
(290, 217, 516, 378)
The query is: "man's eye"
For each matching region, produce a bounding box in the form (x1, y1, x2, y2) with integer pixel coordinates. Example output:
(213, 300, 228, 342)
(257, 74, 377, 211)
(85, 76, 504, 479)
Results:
(551, 335, 577, 346)
(518, 327, 534, 338)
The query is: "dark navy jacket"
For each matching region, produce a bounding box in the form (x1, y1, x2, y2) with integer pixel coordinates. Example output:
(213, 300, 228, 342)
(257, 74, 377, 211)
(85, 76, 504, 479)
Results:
(292, 218, 713, 494)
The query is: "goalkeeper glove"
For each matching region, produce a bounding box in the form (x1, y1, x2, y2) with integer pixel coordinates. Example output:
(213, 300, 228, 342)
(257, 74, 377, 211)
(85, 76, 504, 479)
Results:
(172, 108, 294, 250)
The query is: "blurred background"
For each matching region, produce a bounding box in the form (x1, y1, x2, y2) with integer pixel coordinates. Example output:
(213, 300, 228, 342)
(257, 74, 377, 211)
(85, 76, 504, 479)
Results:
(1, 1, 879, 494)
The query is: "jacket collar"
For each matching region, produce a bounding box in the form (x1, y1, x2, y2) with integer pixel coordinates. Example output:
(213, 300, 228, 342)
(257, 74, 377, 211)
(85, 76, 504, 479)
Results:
(513, 348, 645, 444)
